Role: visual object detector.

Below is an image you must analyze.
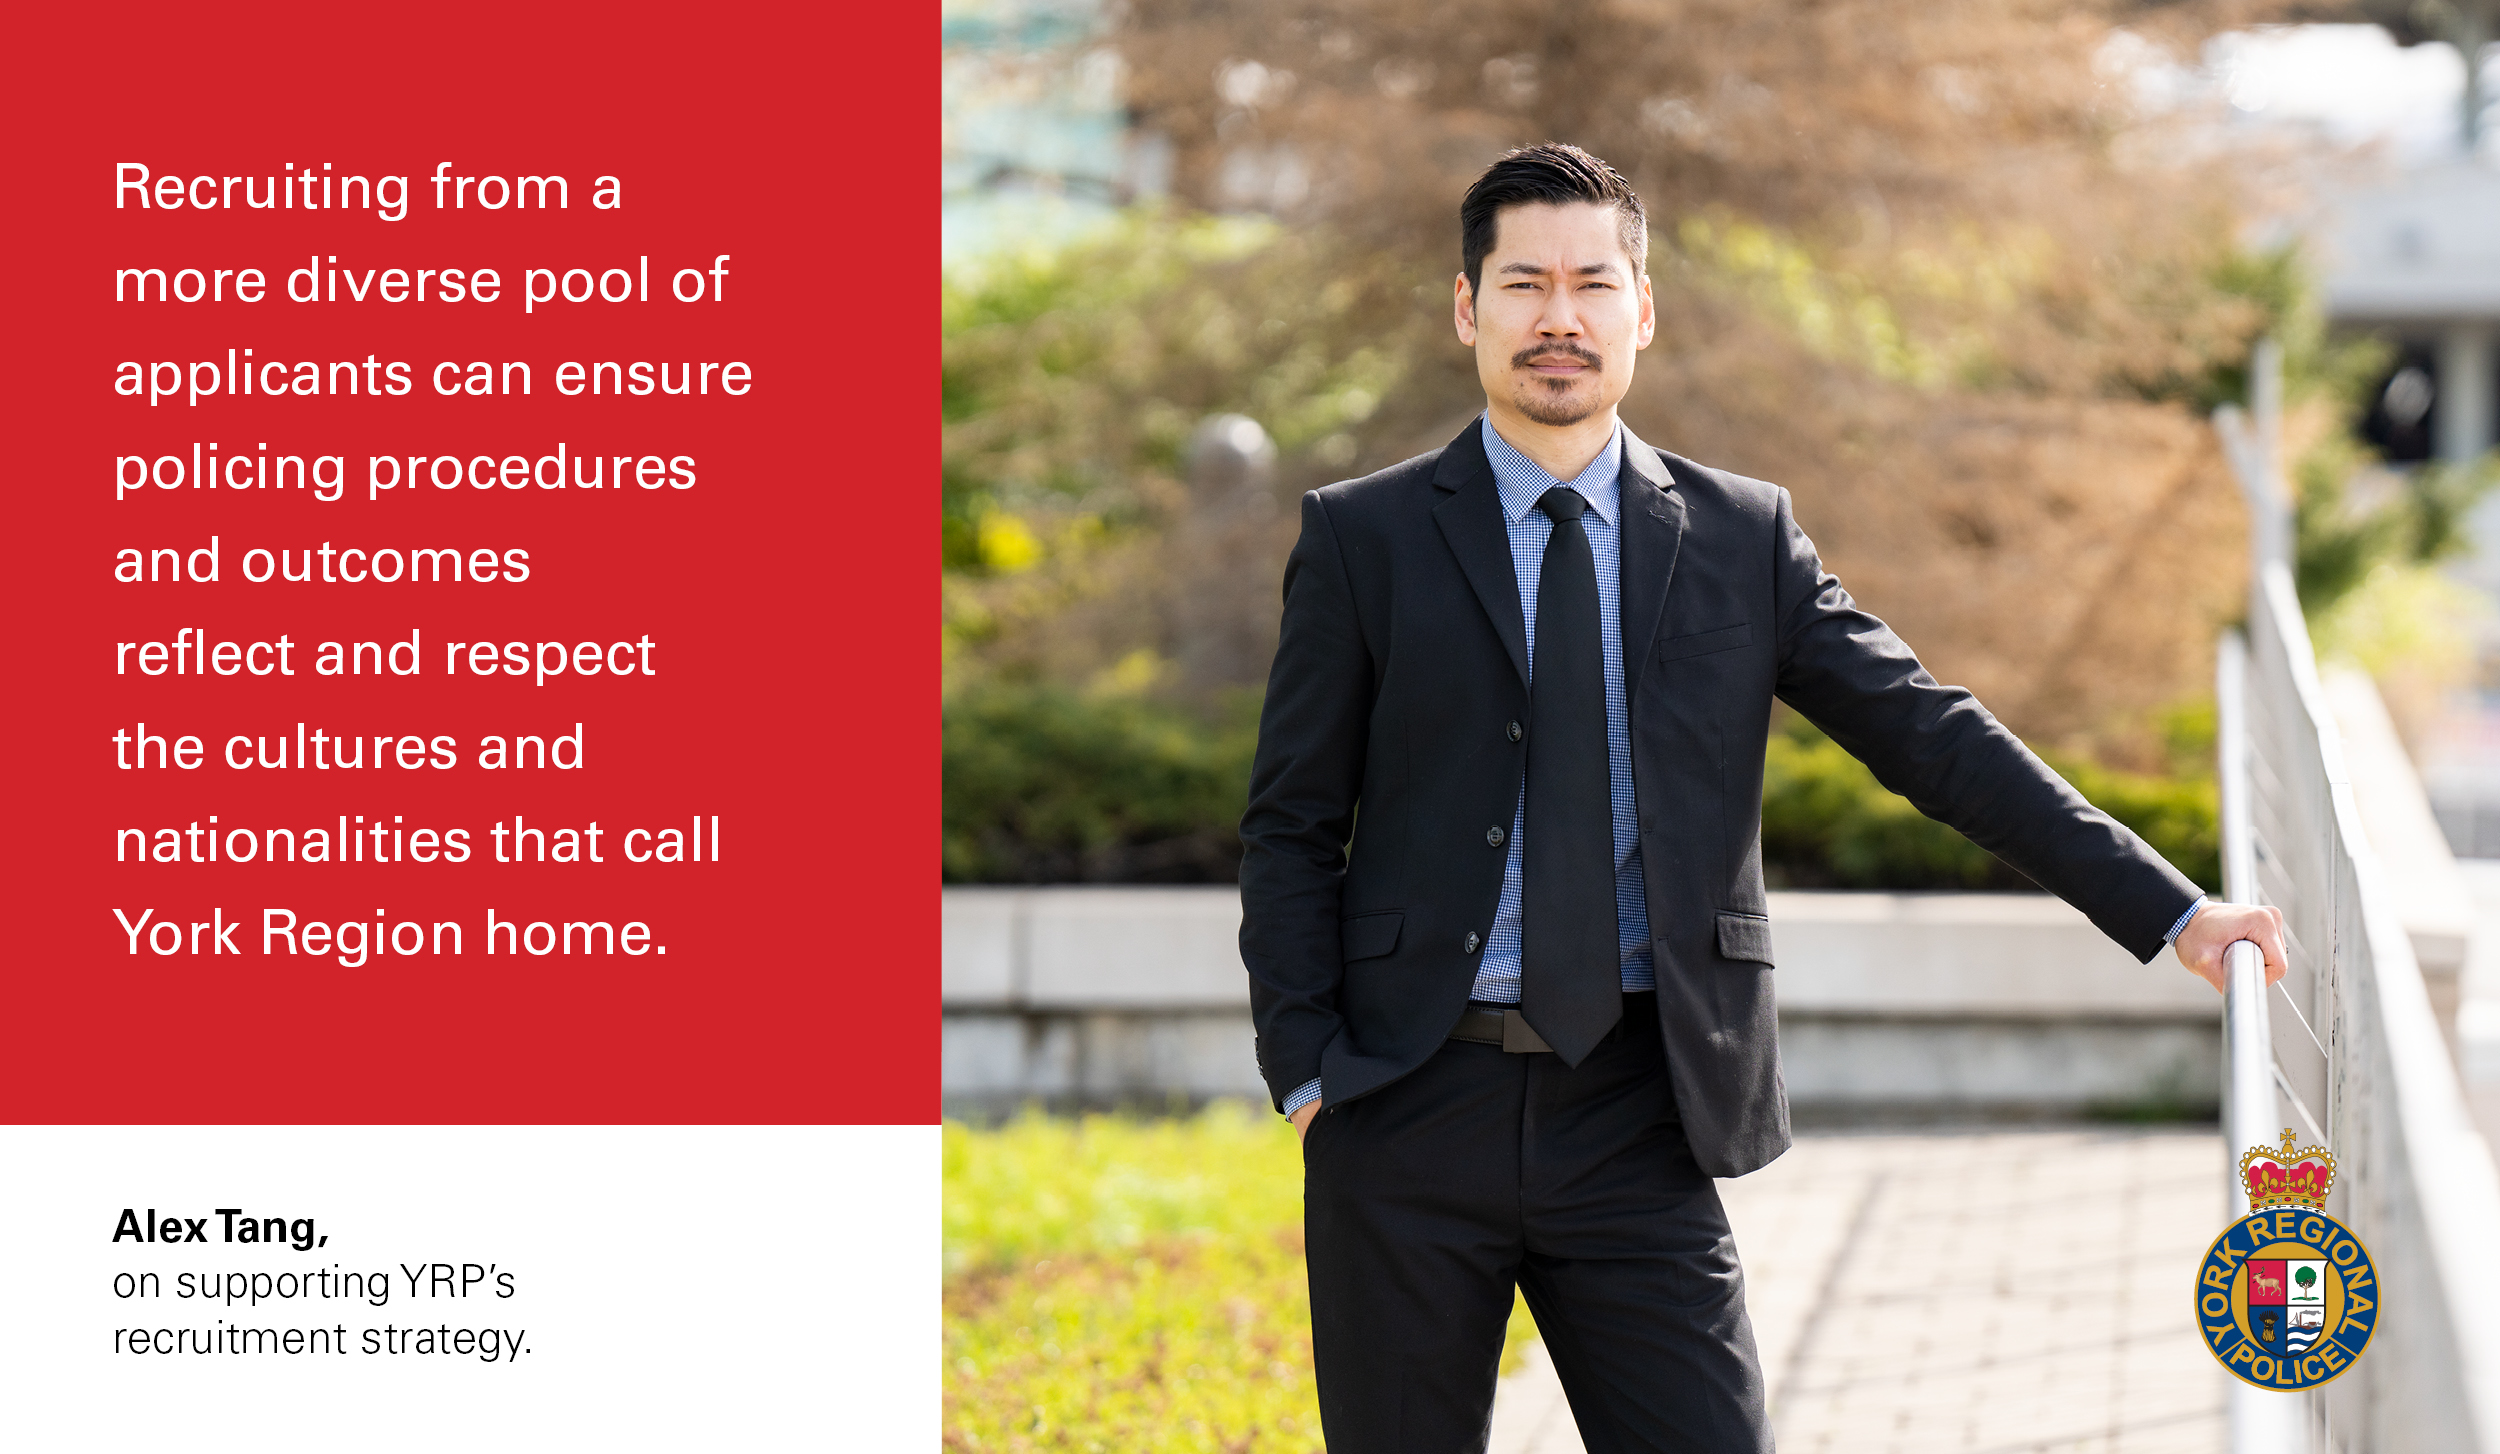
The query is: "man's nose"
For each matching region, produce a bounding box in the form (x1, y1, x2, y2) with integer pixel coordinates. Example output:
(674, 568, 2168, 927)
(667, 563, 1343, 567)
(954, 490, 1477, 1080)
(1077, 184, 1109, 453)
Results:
(1537, 293, 1583, 335)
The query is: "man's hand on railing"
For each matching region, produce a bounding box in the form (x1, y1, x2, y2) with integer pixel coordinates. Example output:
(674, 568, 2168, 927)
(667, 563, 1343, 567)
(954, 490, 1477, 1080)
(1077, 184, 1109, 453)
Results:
(2174, 900, 2289, 993)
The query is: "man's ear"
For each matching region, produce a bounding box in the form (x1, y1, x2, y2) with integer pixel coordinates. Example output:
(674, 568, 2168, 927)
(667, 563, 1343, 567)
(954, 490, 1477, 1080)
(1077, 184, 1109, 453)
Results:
(1635, 273, 1656, 350)
(1454, 273, 1477, 347)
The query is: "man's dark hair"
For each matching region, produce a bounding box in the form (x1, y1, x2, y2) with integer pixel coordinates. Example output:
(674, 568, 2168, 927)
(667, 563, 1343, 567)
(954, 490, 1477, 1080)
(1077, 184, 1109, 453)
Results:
(1460, 143, 1648, 296)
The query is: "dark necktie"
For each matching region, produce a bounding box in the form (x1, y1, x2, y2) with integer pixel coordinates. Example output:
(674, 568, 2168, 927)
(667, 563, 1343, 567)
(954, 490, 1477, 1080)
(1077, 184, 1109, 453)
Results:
(1521, 485, 1622, 1065)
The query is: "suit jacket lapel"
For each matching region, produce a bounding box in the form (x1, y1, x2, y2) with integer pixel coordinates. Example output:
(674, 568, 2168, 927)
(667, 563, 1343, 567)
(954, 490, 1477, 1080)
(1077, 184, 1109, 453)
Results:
(1617, 426, 1687, 697)
(1431, 421, 1531, 687)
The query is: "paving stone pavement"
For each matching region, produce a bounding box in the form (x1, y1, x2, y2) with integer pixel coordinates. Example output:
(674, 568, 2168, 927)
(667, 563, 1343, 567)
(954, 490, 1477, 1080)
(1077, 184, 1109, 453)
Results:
(1487, 1127, 2231, 1454)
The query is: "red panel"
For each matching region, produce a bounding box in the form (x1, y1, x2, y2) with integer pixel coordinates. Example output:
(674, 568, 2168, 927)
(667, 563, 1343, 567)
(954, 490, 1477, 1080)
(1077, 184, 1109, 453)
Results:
(0, 4, 935, 1123)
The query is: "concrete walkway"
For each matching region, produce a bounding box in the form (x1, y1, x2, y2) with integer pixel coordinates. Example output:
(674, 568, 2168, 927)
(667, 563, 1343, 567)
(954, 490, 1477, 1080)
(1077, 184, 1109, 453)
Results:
(1489, 1127, 2229, 1454)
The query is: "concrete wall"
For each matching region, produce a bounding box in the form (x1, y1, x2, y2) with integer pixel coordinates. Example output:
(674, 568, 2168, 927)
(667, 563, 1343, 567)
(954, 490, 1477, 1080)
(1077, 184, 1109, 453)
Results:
(943, 887, 2225, 1118)
(2453, 862, 2500, 1156)
(2326, 665, 2474, 1046)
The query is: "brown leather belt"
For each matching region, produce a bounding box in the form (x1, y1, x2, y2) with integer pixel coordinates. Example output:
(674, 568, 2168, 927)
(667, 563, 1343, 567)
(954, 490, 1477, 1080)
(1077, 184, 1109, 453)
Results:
(1448, 1004, 1555, 1053)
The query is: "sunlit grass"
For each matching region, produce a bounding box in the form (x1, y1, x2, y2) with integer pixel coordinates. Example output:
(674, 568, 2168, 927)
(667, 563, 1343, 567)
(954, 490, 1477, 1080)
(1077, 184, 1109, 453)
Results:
(944, 1103, 1538, 1451)
(944, 1102, 1304, 1277)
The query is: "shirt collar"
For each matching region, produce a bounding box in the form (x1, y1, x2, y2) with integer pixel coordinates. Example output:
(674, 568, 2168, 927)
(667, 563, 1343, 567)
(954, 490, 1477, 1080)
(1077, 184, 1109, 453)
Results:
(1481, 414, 1624, 528)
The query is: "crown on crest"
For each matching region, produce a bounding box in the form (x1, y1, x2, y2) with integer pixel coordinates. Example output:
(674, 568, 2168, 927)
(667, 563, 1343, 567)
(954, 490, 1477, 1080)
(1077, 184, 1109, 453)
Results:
(2241, 1128, 2335, 1213)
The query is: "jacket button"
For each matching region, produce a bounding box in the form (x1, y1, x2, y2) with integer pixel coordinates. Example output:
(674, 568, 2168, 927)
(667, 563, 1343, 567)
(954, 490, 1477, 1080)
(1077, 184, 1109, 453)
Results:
(1486, 825, 1506, 847)
(1463, 931, 1482, 954)
(1507, 721, 1523, 741)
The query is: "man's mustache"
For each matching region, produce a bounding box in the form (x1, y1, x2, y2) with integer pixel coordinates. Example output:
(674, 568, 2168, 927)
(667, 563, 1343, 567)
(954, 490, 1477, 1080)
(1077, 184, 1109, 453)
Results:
(1512, 342, 1603, 372)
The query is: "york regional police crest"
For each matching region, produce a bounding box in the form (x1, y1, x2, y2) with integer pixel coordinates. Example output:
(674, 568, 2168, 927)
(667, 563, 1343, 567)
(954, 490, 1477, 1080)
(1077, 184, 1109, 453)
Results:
(2196, 1130, 2377, 1390)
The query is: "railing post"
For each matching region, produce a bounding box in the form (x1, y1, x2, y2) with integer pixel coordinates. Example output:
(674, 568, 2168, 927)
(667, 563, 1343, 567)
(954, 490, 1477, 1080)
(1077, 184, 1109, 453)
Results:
(2223, 941, 2307, 1449)
(2219, 626, 2310, 1449)
(2217, 630, 2254, 907)
(2222, 944, 2273, 1172)
(2214, 337, 2290, 574)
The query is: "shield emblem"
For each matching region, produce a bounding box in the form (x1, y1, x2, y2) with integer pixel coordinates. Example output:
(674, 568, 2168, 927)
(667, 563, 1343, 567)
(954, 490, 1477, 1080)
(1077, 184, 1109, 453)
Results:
(2244, 1258, 2329, 1357)
(2246, 1259, 2290, 1357)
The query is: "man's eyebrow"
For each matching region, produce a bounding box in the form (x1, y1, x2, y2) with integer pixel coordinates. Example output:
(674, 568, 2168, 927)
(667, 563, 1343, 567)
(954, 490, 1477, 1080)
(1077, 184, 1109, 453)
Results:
(1494, 261, 1622, 277)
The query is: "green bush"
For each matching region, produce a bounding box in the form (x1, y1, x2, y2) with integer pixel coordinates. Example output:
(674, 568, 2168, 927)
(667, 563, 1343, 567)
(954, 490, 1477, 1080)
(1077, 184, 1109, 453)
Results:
(944, 685, 1259, 883)
(943, 689, 2220, 892)
(1762, 721, 2219, 892)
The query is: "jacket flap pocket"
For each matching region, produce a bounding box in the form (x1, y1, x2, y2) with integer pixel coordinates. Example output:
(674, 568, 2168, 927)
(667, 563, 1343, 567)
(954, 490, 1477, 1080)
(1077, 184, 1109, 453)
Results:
(1341, 912, 1404, 962)
(1658, 622, 1752, 662)
(1715, 911, 1774, 965)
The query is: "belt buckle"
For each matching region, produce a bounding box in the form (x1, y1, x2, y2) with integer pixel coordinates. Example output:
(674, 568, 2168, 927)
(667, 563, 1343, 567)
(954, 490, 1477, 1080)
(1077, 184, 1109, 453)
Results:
(1501, 1010, 1553, 1054)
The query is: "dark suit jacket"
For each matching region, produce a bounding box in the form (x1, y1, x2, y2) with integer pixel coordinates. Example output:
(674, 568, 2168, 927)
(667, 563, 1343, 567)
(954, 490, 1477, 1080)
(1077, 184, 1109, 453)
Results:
(1238, 419, 2202, 1178)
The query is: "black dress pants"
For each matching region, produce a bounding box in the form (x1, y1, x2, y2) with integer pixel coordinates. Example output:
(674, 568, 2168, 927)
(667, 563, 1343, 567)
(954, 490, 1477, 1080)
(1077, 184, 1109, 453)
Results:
(1302, 997, 1772, 1453)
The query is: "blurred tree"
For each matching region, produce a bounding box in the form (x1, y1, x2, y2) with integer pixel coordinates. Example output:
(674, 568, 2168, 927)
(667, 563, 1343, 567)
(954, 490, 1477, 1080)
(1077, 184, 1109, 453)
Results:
(936, 0, 2472, 885)
(1105, 0, 2286, 760)
(943, 209, 1419, 700)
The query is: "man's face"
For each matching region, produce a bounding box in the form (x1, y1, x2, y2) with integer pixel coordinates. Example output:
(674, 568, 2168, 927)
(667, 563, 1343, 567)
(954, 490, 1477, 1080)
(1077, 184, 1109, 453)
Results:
(1455, 201, 1655, 429)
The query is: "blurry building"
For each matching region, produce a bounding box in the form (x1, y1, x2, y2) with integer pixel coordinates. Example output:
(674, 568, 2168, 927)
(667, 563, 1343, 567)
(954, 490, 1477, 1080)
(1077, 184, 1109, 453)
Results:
(2297, 18, 2500, 852)
(942, 0, 1162, 263)
(2322, 161, 2500, 467)
(2321, 157, 2500, 852)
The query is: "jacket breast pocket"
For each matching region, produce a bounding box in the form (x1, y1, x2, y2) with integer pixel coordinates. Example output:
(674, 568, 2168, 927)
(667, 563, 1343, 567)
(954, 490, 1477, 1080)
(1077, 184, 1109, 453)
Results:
(1658, 623, 1752, 663)
(1715, 911, 1773, 966)
(1341, 911, 1404, 962)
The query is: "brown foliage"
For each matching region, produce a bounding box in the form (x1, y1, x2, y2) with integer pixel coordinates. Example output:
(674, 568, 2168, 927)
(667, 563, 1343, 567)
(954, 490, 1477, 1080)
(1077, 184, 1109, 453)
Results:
(1101, 0, 2259, 750)
(1627, 282, 2247, 759)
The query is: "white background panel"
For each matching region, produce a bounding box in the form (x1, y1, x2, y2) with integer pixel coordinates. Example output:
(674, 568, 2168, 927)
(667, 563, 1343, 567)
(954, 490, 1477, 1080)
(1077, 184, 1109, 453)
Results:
(0, 1125, 936, 1451)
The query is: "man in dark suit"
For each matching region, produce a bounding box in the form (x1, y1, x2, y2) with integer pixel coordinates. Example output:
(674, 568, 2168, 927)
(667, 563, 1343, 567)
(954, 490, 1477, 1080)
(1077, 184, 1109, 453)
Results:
(1238, 143, 2287, 1453)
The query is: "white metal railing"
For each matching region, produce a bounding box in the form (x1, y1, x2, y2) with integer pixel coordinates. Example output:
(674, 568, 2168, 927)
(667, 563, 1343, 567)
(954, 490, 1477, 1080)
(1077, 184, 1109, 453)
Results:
(2214, 353, 2500, 1452)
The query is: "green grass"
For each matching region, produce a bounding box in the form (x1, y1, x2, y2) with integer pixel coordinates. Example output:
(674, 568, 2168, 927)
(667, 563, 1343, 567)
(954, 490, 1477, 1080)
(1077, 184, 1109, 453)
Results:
(945, 1102, 1303, 1276)
(944, 1104, 1537, 1452)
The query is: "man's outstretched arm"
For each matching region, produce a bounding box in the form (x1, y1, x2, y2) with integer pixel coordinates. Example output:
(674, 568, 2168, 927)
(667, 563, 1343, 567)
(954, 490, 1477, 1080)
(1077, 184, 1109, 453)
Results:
(1766, 485, 2211, 964)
